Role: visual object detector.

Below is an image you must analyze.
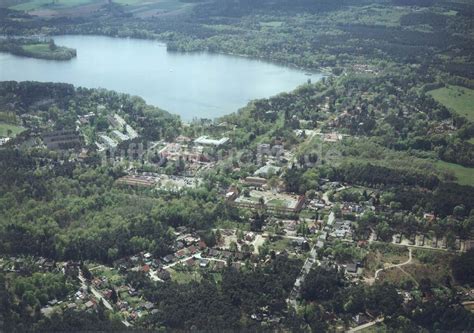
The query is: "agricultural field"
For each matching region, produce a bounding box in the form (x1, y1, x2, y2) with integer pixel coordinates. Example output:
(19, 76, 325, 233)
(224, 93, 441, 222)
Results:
(9, 0, 95, 11)
(118, 0, 190, 17)
(116, 0, 184, 8)
(8, 0, 189, 18)
(428, 85, 474, 122)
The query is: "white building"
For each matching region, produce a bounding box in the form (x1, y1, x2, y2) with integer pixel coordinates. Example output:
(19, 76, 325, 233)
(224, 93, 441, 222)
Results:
(99, 135, 118, 149)
(112, 130, 129, 142)
(194, 136, 229, 147)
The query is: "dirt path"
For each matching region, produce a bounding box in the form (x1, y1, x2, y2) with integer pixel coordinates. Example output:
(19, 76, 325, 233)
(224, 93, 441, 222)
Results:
(374, 248, 416, 285)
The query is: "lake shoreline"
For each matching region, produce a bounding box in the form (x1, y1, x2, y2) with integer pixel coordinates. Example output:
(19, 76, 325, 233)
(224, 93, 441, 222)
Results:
(0, 37, 77, 61)
(42, 32, 332, 75)
(0, 34, 324, 120)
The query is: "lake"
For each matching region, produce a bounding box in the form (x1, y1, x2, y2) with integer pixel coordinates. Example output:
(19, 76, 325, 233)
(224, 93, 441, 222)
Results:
(0, 35, 322, 120)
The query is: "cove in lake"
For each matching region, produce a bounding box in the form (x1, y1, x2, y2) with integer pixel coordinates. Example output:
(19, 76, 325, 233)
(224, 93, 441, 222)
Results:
(0, 35, 322, 120)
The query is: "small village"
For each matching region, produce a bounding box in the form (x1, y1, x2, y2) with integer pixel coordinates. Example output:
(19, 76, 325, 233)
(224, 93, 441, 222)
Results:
(1, 82, 474, 331)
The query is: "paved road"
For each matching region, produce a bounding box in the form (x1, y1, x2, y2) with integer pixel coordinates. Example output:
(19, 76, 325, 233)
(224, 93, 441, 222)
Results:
(322, 186, 348, 206)
(79, 273, 132, 327)
(322, 191, 332, 206)
(265, 234, 306, 241)
(287, 245, 319, 310)
(149, 252, 227, 282)
(347, 317, 384, 333)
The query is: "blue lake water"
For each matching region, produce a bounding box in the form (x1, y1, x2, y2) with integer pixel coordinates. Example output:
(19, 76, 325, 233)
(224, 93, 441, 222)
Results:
(0, 35, 321, 120)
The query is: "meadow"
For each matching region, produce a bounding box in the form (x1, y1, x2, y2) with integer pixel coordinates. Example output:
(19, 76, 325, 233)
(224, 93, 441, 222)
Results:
(0, 123, 25, 137)
(428, 85, 474, 122)
(436, 160, 474, 187)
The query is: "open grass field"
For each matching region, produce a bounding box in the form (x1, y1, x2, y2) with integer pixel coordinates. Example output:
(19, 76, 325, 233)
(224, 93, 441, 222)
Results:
(22, 43, 51, 53)
(359, 323, 387, 333)
(268, 237, 292, 252)
(436, 160, 474, 187)
(19, 42, 76, 60)
(0, 123, 25, 137)
(403, 248, 454, 284)
(364, 243, 409, 277)
(9, 0, 188, 17)
(428, 85, 474, 122)
(107, 0, 191, 17)
(168, 267, 202, 284)
(377, 248, 454, 287)
(92, 266, 125, 285)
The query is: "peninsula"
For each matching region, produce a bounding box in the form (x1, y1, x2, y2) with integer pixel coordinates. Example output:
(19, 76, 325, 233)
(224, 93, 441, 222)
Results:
(0, 38, 76, 61)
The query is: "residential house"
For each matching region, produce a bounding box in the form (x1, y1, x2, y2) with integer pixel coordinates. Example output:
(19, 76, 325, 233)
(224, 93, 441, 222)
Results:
(345, 263, 358, 274)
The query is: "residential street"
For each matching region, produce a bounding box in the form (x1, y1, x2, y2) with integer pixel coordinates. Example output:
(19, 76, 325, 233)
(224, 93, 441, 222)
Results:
(78, 273, 132, 327)
(347, 317, 384, 333)
(149, 252, 227, 282)
(287, 244, 319, 310)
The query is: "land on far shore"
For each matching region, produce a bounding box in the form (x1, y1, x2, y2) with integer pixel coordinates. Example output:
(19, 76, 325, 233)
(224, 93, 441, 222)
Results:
(0, 38, 77, 61)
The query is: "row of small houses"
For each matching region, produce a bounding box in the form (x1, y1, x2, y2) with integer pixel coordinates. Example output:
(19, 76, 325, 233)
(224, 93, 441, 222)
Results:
(393, 233, 465, 250)
(1, 257, 82, 275)
(115, 245, 252, 275)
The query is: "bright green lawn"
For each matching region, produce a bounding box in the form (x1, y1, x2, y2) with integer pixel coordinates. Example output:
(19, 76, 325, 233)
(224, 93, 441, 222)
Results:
(21, 43, 76, 60)
(22, 43, 52, 53)
(169, 268, 201, 284)
(359, 323, 387, 333)
(11, 0, 94, 11)
(267, 198, 288, 207)
(0, 123, 25, 137)
(428, 85, 474, 122)
(436, 160, 474, 187)
(268, 238, 291, 252)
